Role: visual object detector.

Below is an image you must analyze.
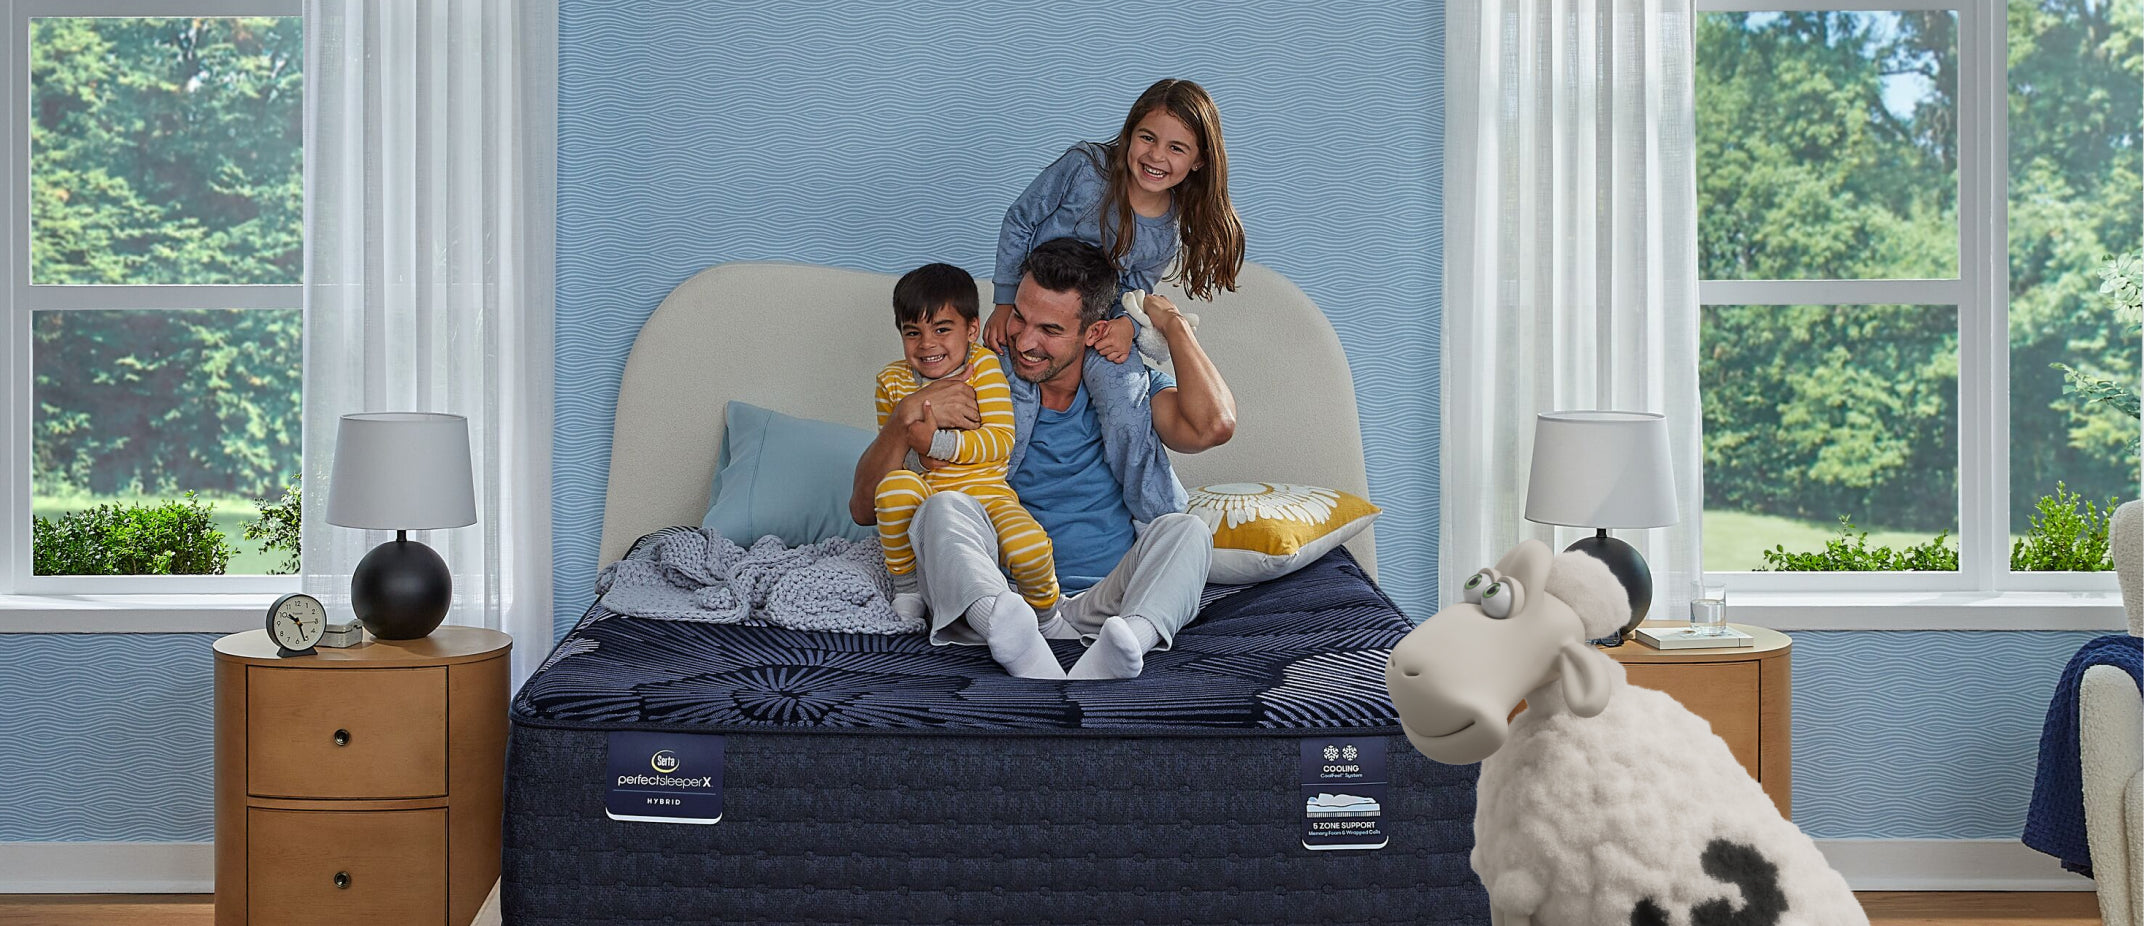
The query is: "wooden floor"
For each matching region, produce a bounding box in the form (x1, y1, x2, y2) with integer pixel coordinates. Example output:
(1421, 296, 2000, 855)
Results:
(0, 891, 2107, 925)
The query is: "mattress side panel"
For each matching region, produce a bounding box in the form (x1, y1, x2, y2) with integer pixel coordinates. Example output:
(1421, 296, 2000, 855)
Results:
(502, 723, 1488, 925)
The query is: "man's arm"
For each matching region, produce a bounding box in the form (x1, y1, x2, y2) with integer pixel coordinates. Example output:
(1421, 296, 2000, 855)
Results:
(1144, 294, 1236, 453)
(934, 352, 1018, 464)
(849, 378, 981, 525)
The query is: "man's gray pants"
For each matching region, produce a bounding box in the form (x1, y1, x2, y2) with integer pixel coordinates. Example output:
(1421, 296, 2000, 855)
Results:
(908, 491, 1212, 649)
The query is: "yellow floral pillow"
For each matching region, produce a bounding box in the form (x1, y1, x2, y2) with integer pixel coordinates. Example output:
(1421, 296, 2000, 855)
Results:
(1186, 483, 1381, 584)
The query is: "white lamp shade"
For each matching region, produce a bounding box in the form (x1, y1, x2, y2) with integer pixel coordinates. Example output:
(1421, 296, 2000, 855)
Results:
(326, 413, 478, 530)
(1523, 410, 1680, 529)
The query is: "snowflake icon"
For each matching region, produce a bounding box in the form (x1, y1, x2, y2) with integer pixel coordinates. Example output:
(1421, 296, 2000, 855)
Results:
(1322, 745, 1339, 761)
(1342, 745, 1359, 761)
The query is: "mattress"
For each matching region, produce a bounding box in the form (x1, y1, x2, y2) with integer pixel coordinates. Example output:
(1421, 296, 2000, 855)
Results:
(504, 542, 1490, 925)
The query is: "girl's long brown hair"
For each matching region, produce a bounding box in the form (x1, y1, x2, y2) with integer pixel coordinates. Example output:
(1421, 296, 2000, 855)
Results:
(1099, 79, 1245, 301)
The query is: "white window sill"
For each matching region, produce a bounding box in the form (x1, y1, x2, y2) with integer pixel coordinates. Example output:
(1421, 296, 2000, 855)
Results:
(0, 593, 281, 633)
(1733, 589, 2130, 632)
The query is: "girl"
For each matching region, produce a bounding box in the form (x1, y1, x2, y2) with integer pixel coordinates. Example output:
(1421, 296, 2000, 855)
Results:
(984, 78, 1246, 523)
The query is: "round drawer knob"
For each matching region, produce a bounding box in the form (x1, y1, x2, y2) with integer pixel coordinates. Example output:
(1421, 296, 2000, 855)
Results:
(334, 871, 351, 889)
(333, 729, 350, 747)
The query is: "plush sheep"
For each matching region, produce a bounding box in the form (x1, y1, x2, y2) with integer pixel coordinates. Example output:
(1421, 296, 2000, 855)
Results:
(1120, 289, 1199, 365)
(1385, 539, 1866, 926)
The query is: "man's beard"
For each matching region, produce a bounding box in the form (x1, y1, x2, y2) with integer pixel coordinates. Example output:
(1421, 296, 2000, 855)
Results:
(1012, 348, 1078, 386)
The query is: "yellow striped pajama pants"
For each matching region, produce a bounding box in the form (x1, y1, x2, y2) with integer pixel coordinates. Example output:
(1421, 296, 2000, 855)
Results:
(876, 470, 1058, 612)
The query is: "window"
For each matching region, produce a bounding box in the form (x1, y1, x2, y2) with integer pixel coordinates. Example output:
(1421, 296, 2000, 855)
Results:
(1697, 0, 2138, 593)
(4, 1, 303, 594)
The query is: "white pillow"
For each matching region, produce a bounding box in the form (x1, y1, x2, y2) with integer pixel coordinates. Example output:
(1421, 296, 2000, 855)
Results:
(1186, 483, 1381, 584)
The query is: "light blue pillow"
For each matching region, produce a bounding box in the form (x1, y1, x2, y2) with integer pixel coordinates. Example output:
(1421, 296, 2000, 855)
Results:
(702, 401, 878, 547)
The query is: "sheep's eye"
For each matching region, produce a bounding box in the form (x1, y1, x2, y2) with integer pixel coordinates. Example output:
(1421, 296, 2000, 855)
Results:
(1481, 580, 1522, 619)
(1462, 571, 1489, 604)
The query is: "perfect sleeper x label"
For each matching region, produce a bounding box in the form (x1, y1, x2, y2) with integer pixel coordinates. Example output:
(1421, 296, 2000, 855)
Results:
(604, 731, 722, 824)
(1300, 737, 1388, 851)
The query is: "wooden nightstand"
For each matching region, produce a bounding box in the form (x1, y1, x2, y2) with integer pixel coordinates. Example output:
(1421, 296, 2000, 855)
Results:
(1602, 622, 1792, 818)
(214, 626, 510, 926)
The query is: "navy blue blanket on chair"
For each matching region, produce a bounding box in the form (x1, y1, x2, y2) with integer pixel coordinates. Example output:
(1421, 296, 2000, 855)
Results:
(2023, 633, 2143, 877)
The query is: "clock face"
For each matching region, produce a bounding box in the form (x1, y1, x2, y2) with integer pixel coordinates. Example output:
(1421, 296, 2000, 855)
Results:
(269, 593, 327, 651)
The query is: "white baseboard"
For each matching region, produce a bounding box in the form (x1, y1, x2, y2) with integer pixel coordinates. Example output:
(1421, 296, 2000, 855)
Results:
(0, 843, 212, 893)
(1817, 838, 2096, 891)
(0, 838, 2099, 894)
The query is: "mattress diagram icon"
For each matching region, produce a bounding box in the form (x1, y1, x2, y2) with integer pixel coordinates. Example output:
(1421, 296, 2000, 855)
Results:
(1305, 792, 1381, 817)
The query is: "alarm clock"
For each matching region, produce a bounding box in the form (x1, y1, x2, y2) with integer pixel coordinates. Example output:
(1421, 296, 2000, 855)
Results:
(267, 592, 328, 657)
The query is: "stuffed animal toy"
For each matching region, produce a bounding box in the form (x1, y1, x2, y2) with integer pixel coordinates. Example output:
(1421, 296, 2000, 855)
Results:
(1385, 539, 1867, 926)
(1119, 289, 1199, 366)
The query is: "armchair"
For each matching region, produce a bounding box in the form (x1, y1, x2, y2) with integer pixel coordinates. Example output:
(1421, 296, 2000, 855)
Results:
(2086, 500, 2144, 926)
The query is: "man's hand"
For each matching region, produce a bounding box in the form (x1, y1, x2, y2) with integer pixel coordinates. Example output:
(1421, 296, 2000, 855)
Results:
(983, 303, 1015, 351)
(1088, 316, 1135, 364)
(1140, 293, 1191, 339)
(905, 401, 939, 455)
(896, 377, 980, 430)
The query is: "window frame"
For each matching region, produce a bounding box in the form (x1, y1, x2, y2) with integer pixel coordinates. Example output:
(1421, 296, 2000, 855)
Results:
(1, 0, 304, 598)
(1694, 0, 2120, 597)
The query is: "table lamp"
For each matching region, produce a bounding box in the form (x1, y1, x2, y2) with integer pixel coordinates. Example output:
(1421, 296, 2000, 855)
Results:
(1523, 410, 1679, 645)
(326, 413, 476, 640)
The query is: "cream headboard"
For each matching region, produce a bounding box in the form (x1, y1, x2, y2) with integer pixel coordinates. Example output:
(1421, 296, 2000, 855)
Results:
(598, 260, 1375, 576)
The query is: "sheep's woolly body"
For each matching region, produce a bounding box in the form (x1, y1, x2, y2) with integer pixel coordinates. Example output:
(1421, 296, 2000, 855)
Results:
(1474, 676, 1867, 926)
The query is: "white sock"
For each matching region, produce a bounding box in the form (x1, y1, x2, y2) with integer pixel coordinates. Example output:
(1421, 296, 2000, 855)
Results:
(891, 592, 926, 622)
(967, 594, 1064, 680)
(889, 571, 925, 622)
(1068, 616, 1160, 680)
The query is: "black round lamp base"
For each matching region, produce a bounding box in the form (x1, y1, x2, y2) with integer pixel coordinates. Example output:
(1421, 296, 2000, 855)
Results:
(351, 537, 452, 640)
(1563, 532, 1652, 646)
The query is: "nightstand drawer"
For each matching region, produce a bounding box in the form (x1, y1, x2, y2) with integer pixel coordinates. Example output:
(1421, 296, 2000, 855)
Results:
(247, 807, 446, 925)
(247, 666, 447, 798)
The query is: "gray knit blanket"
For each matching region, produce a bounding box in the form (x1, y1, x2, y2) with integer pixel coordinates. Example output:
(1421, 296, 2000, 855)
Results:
(595, 528, 922, 636)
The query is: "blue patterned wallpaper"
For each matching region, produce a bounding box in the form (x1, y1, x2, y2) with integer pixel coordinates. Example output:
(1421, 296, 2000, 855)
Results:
(551, 0, 1446, 640)
(0, 635, 217, 841)
(1791, 630, 2103, 839)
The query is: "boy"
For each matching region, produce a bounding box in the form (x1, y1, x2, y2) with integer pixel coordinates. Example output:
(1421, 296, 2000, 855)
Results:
(872, 263, 1059, 630)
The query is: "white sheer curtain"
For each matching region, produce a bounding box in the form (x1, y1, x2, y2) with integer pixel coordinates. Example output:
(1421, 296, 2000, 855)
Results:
(1441, 0, 1704, 618)
(302, 0, 557, 688)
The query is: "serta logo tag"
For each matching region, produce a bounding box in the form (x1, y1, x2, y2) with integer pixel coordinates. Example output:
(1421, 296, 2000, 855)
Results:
(608, 732, 723, 825)
(650, 750, 681, 773)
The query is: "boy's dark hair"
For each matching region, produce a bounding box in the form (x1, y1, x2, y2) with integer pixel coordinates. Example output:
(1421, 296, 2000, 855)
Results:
(1019, 237, 1117, 330)
(893, 263, 980, 327)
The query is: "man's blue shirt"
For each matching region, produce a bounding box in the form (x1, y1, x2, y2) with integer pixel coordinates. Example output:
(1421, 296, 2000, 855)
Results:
(1008, 369, 1175, 595)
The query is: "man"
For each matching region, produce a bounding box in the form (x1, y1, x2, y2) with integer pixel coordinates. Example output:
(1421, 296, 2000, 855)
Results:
(849, 237, 1236, 679)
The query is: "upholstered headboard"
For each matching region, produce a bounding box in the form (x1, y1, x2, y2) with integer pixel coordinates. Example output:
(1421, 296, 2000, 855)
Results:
(598, 260, 1375, 575)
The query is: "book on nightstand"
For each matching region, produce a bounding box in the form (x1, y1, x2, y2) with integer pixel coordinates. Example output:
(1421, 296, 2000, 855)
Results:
(1635, 625, 1754, 650)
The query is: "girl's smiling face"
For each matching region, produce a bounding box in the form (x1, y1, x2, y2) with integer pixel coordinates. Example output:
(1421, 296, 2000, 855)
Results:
(901, 305, 977, 380)
(1126, 108, 1205, 198)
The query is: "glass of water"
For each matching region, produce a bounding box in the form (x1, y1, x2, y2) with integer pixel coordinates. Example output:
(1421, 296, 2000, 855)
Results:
(1690, 583, 1728, 637)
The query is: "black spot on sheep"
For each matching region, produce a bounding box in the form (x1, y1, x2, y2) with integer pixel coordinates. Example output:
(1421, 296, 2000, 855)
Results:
(1385, 539, 1866, 926)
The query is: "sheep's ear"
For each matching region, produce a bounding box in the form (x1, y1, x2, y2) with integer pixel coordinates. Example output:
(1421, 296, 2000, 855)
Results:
(1554, 639, 1621, 717)
(1545, 551, 1631, 640)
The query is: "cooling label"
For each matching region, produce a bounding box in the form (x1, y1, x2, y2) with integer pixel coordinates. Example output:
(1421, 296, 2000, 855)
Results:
(1300, 737, 1388, 851)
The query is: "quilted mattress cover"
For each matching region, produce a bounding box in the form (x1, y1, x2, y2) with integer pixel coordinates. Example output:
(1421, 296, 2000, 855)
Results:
(503, 542, 1489, 924)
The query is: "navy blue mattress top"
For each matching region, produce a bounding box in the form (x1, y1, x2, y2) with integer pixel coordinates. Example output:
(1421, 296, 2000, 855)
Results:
(514, 541, 1413, 737)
